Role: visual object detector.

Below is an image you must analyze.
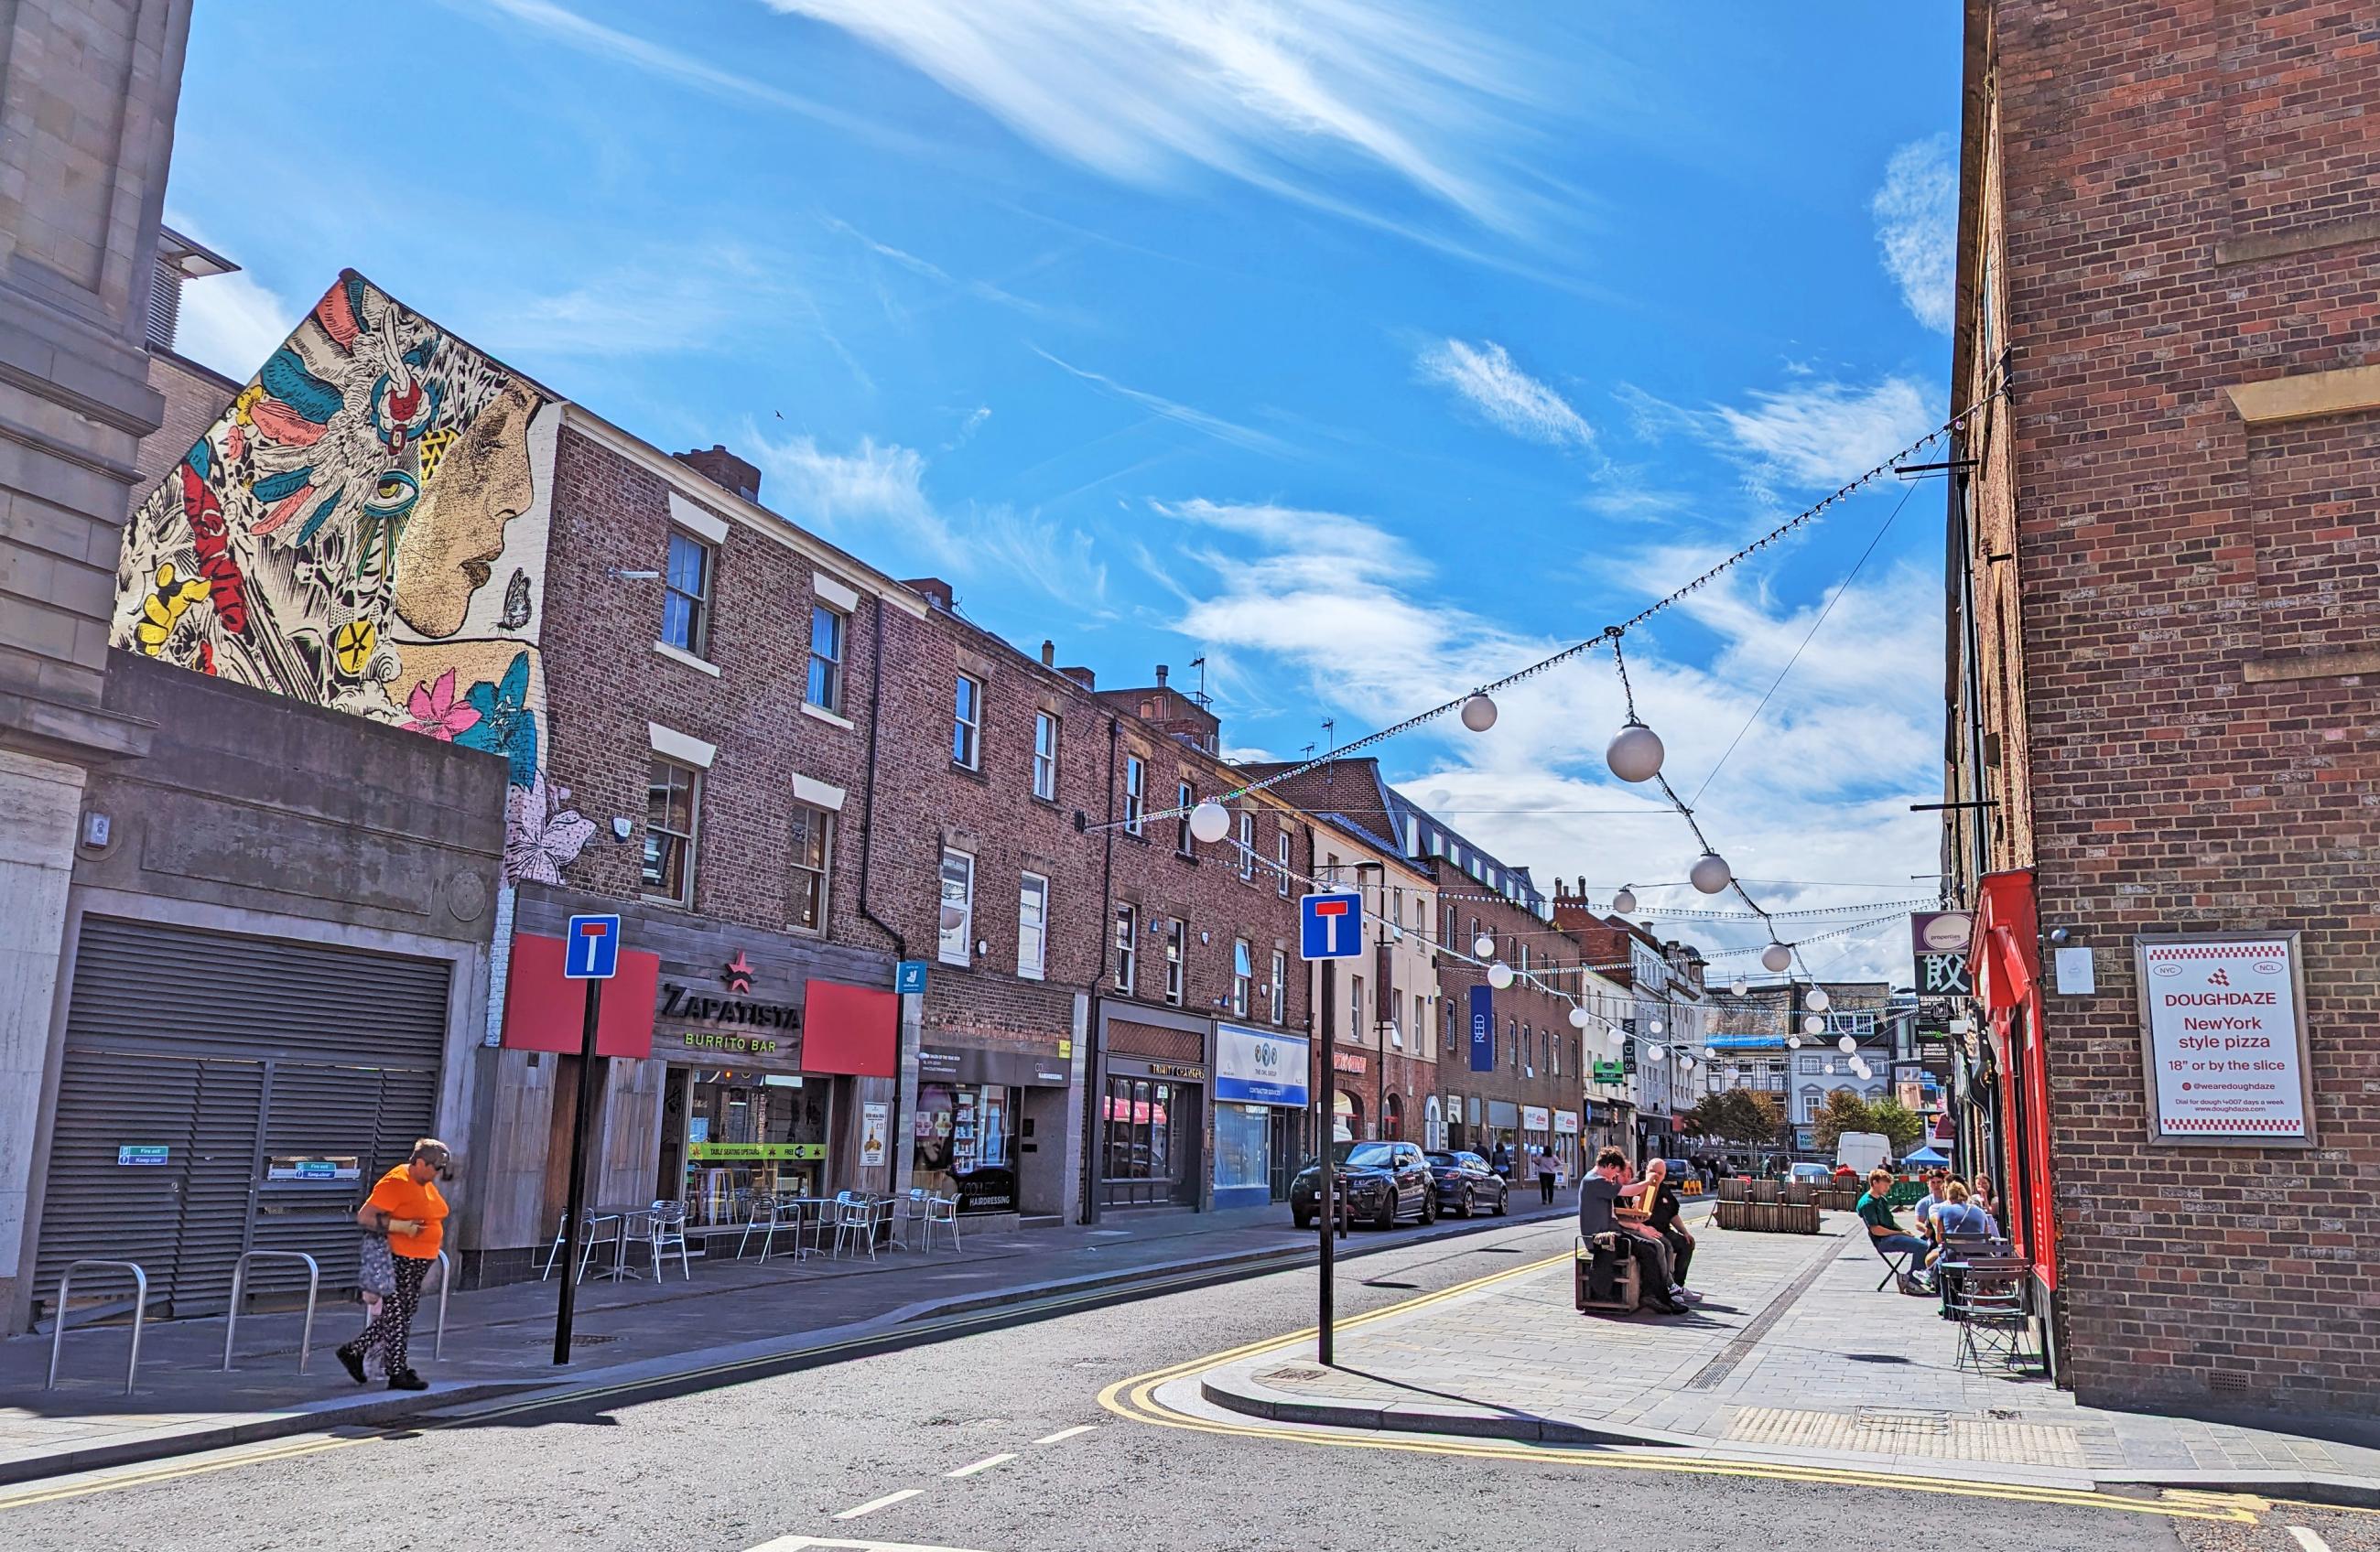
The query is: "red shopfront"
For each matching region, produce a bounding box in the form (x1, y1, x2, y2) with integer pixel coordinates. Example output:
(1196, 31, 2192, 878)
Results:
(1967, 869, 2061, 1375)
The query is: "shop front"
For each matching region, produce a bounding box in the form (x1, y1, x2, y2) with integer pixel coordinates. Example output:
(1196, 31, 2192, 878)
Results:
(1096, 1012, 1211, 1212)
(1968, 868, 2058, 1376)
(913, 1043, 1070, 1217)
(1486, 1099, 1520, 1158)
(1553, 1108, 1581, 1177)
(1212, 1023, 1310, 1210)
(1520, 1104, 1552, 1164)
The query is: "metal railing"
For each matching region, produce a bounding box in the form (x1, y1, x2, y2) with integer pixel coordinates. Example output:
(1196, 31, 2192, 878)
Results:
(47, 1260, 148, 1395)
(222, 1251, 320, 1373)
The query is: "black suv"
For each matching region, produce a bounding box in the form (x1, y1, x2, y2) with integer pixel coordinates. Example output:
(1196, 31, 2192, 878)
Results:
(1289, 1141, 1438, 1230)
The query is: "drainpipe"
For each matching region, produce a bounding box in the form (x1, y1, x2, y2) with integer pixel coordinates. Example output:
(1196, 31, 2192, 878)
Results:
(858, 598, 908, 1200)
(1080, 713, 1120, 1224)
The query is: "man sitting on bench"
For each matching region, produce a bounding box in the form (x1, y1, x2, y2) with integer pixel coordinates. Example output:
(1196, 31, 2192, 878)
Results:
(1580, 1148, 1688, 1314)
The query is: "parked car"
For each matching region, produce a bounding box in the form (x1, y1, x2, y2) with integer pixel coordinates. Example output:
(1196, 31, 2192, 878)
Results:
(1423, 1149, 1509, 1218)
(1290, 1141, 1439, 1230)
(1788, 1162, 1834, 1186)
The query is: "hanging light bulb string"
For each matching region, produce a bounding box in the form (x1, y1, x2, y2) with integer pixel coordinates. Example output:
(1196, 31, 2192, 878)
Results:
(1087, 382, 2010, 835)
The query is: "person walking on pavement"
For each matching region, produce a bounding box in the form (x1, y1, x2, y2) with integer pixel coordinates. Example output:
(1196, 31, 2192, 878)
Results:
(1533, 1146, 1558, 1205)
(339, 1138, 451, 1391)
(1490, 1140, 1513, 1180)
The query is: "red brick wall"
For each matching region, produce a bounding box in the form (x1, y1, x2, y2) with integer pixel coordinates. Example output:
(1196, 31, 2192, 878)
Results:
(1979, 0, 2380, 1416)
(1436, 885, 1589, 1154)
(538, 425, 1309, 1083)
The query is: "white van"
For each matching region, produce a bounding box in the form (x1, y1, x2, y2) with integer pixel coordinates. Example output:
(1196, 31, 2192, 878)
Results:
(1834, 1131, 1892, 1177)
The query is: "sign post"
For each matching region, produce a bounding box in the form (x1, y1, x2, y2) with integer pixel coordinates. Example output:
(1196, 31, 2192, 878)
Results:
(1301, 890, 1362, 1365)
(553, 912, 621, 1364)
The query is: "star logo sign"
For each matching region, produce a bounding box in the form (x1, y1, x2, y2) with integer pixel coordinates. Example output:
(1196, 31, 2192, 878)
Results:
(722, 951, 755, 995)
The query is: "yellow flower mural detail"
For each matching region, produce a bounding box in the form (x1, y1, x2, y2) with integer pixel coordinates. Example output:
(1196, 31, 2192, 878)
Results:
(135, 564, 209, 655)
(333, 618, 376, 675)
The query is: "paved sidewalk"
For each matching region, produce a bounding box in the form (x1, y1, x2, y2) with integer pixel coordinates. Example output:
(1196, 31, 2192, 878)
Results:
(2, 1195, 1569, 1482)
(1197, 1211, 2380, 1500)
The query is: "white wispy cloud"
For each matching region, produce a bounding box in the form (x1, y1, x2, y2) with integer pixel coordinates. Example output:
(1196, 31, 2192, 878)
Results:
(1156, 497, 1942, 980)
(1873, 134, 1955, 333)
(749, 430, 1107, 608)
(760, 0, 1545, 234)
(1713, 378, 1935, 489)
(1034, 348, 1291, 456)
(469, 0, 903, 144)
(1416, 339, 1593, 449)
(159, 224, 295, 380)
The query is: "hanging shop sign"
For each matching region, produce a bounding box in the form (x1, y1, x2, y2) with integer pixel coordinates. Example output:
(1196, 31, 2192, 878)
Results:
(1911, 911, 1974, 997)
(1331, 1050, 1366, 1076)
(1216, 1024, 1310, 1108)
(2135, 932, 2314, 1146)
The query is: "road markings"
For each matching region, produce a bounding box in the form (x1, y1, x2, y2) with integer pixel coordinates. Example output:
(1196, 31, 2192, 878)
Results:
(944, 1453, 1016, 1478)
(832, 1489, 924, 1520)
(0, 1218, 1570, 1515)
(1033, 1425, 1096, 1445)
(1094, 1252, 2262, 1528)
(751, 1538, 983, 1551)
(2288, 1527, 2331, 1552)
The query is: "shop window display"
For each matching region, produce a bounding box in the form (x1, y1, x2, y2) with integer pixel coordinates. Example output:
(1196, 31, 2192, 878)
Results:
(914, 1082, 1019, 1213)
(674, 1072, 830, 1227)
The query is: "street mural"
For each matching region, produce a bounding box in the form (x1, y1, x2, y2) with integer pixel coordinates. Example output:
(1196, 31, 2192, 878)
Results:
(113, 271, 592, 884)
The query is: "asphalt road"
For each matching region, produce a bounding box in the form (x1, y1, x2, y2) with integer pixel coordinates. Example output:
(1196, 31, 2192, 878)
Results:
(5, 1213, 2372, 1552)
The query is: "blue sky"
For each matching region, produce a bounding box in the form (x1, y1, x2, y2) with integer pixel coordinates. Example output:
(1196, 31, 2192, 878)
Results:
(165, 1, 1963, 982)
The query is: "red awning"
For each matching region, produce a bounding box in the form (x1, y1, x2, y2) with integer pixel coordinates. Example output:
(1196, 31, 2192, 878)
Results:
(1967, 869, 2039, 1013)
(501, 932, 660, 1058)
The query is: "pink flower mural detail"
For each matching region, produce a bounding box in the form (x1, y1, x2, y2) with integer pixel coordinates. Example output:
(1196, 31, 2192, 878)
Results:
(404, 667, 481, 741)
(505, 774, 597, 885)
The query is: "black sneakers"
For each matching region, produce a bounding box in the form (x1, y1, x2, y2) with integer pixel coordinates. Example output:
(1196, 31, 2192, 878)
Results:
(336, 1345, 367, 1385)
(386, 1368, 429, 1392)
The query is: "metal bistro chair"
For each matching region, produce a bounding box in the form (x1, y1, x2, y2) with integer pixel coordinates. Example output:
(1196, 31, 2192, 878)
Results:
(541, 1209, 623, 1285)
(893, 1189, 931, 1251)
(645, 1199, 693, 1281)
(1932, 1231, 1996, 1317)
(1948, 1253, 2035, 1373)
(1866, 1227, 1918, 1292)
(831, 1193, 893, 1262)
(739, 1196, 800, 1264)
(919, 1191, 961, 1253)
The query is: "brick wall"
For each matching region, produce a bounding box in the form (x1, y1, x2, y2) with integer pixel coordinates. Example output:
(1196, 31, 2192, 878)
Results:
(1435, 884, 1589, 1159)
(1962, 0, 2380, 1416)
(130, 350, 242, 510)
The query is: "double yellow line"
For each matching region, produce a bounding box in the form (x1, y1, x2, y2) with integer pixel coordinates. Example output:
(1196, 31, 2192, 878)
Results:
(1097, 1254, 2263, 1526)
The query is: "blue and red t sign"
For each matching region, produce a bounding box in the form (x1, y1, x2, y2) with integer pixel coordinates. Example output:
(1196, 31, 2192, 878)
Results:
(563, 913, 622, 979)
(1300, 891, 1363, 961)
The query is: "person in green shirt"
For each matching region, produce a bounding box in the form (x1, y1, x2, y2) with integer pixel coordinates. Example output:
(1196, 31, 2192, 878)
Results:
(1856, 1167, 1932, 1288)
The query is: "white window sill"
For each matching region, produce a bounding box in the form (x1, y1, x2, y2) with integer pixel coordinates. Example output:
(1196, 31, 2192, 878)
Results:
(640, 891, 693, 911)
(801, 700, 856, 730)
(1018, 966, 1045, 982)
(652, 640, 720, 678)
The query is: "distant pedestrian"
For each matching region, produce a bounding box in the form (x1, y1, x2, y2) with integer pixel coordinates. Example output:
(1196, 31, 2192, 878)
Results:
(338, 1138, 451, 1392)
(1490, 1141, 1513, 1180)
(1533, 1147, 1557, 1205)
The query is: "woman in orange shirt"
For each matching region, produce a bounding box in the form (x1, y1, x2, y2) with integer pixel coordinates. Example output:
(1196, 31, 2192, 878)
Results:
(338, 1139, 451, 1391)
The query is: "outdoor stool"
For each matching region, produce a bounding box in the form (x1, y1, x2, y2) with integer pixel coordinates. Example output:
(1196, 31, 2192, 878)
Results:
(1574, 1233, 1641, 1314)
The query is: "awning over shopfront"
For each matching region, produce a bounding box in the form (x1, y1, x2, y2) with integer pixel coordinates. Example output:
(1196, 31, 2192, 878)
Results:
(802, 979, 897, 1077)
(501, 931, 660, 1057)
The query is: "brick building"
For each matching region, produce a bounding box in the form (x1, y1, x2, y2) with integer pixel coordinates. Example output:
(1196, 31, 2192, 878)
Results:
(1549, 894, 1707, 1164)
(1300, 810, 1437, 1151)
(1942, 2, 2380, 1416)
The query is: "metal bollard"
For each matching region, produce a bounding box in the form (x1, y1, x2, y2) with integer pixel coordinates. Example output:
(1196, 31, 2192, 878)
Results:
(427, 1250, 452, 1360)
(47, 1260, 148, 1396)
(222, 1251, 320, 1373)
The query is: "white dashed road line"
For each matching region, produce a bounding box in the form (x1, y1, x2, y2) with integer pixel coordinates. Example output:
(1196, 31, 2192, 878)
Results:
(2288, 1528, 2331, 1552)
(832, 1490, 924, 1521)
(1033, 1425, 1096, 1445)
(944, 1454, 1017, 1479)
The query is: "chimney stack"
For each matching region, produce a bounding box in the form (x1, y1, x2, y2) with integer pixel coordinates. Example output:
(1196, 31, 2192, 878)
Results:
(1154, 664, 1169, 687)
(1040, 640, 1055, 666)
(671, 444, 763, 502)
(902, 577, 955, 610)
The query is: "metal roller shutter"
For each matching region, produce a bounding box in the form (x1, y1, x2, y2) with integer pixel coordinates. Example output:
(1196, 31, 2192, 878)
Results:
(36, 916, 449, 1318)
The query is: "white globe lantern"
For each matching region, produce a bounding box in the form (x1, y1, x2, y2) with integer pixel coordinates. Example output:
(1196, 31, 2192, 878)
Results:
(1473, 933, 1497, 957)
(1606, 1025, 1628, 1050)
(1837, 1034, 1857, 1054)
(1801, 1015, 1824, 1036)
(1804, 986, 1831, 1013)
(1460, 693, 1498, 732)
(1786, 1035, 1802, 1050)
(1648, 1018, 1664, 1036)
(1611, 885, 1638, 914)
(1689, 852, 1731, 895)
(1488, 961, 1515, 990)
(1679, 1055, 1696, 1072)
(1187, 799, 1231, 845)
(1761, 942, 1792, 974)
(1605, 721, 1665, 784)
(1567, 1006, 1590, 1029)
(1644, 1043, 1667, 1062)
(1729, 977, 1749, 997)
(1823, 1061, 1836, 1075)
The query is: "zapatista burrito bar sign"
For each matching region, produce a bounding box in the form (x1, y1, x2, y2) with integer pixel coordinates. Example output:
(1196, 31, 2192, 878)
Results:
(656, 980, 806, 1070)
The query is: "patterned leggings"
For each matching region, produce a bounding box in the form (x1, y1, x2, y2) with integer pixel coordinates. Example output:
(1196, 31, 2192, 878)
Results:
(348, 1255, 430, 1374)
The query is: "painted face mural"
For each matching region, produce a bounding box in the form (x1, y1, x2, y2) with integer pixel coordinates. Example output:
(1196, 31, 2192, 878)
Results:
(113, 271, 588, 886)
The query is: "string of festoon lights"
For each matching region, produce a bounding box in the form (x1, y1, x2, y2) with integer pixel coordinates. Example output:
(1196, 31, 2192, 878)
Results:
(1153, 378, 2007, 1066)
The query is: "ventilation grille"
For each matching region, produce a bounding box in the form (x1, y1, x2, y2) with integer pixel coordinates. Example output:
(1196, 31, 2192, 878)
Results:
(146, 256, 182, 350)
